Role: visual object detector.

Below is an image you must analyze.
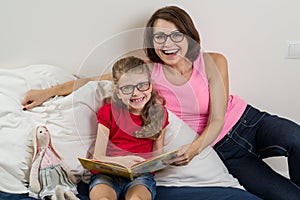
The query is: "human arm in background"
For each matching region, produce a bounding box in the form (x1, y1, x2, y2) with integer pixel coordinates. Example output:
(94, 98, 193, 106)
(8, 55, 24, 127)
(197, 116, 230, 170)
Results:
(21, 73, 112, 110)
(171, 52, 229, 166)
(21, 49, 148, 110)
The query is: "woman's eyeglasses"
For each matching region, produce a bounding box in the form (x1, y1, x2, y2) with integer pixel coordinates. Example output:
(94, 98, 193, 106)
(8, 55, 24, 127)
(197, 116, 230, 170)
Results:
(118, 81, 151, 95)
(153, 31, 185, 44)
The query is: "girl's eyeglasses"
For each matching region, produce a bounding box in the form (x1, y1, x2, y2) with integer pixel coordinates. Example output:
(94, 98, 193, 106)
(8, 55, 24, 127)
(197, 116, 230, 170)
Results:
(153, 31, 184, 44)
(118, 81, 151, 95)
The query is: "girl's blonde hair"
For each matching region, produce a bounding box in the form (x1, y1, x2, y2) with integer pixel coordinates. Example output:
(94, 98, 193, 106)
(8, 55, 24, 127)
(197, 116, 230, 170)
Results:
(112, 56, 166, 138)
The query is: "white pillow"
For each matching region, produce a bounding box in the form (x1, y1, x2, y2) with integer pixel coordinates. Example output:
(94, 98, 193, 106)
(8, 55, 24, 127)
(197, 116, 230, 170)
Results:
(40, 80, 112, 183)
(0, 65, 76, 193)
(154, 111, 243, 189)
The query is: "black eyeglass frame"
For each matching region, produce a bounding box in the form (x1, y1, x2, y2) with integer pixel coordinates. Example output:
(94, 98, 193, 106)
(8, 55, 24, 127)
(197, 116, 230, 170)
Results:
(118, 81, 151, 95)
(152, 31, 185, 44)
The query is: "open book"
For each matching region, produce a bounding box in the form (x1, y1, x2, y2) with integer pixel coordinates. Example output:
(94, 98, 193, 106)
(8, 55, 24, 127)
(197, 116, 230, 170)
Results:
(78, 149, 178, 180)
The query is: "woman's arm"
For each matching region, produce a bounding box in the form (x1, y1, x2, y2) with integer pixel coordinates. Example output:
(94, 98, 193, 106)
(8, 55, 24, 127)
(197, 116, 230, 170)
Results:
(22, 73, 112, 110)
(193, 53, 228, 147)
(21, 50, 147, 110)
(173, 53, 229, 165)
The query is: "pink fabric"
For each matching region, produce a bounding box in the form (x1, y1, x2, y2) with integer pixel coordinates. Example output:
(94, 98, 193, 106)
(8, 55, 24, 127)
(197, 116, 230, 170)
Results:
(151, 53, 247, 145)
(40, 148, 62, 168)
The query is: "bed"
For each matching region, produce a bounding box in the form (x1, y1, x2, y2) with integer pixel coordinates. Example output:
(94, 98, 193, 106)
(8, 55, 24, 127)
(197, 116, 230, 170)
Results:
(0, 64, 287, 199)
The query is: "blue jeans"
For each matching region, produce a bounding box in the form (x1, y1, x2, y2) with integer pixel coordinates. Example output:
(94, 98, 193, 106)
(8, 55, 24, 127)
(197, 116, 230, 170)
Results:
(156, 186, 261, 200)
(214, 105, 300, 200)
(0, 181, 260, 200)
(0, 186, 260, 200)
(0, 192, 36, 200)
(89, 173, 156, 200)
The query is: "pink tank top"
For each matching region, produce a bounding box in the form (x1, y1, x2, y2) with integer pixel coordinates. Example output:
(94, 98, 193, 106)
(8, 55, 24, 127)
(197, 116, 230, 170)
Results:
(151, 53, 247, 145)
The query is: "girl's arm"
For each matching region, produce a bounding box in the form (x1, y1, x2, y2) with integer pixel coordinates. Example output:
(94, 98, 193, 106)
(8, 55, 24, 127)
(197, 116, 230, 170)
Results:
(22, 73, 112, 110)
(93, 124, 110, 160)
(172, 53, 229, 165)
(94, 124, 145, 168)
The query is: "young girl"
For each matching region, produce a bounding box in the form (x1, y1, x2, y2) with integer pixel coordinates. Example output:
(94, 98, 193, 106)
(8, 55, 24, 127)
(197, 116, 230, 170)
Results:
(89, 56, 169, 200)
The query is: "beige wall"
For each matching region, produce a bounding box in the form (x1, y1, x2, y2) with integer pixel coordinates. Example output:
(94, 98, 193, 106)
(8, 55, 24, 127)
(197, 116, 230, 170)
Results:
(1, 0, 300, 125)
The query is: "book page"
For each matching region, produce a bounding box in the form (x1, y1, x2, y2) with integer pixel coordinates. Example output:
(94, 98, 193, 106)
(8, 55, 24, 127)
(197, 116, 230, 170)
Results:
(131, 149, 178, 174)
(78, 149, 178, 180)
(78, 158, 133, 179)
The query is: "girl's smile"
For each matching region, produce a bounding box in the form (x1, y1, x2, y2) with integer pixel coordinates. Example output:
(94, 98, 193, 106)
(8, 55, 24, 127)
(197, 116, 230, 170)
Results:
(117, 72, 152, 115)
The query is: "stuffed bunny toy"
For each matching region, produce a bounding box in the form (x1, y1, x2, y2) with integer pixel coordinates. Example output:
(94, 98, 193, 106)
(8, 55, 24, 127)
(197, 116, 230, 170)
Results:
(29, 126, 79, 200)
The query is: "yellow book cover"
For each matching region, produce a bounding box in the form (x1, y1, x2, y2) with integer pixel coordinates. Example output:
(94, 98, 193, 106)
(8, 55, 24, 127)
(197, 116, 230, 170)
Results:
(78, 149, 178, 180)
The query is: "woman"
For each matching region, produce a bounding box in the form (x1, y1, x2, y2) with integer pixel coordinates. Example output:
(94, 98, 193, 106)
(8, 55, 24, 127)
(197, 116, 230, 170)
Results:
(144, 6, 300, 200)
(22, 5, 300, 200)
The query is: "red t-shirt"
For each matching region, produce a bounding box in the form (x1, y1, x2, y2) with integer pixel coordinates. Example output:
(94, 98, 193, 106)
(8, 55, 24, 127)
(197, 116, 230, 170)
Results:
(97, 103, 169, 159)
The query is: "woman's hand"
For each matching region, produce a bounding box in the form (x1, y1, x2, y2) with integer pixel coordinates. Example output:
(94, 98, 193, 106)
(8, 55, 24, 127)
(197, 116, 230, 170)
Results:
(166, 143, 201, 166)
(21, 75, 110, 110)
(21, 89, 52, 110)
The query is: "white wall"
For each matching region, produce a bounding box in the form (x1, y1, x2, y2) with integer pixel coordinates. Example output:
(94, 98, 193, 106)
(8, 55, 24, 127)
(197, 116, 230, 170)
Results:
(1, 0, 300, 124)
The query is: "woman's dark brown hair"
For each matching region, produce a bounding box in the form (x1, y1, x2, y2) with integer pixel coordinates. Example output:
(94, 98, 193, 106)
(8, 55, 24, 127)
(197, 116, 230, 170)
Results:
(144, 5, 201, 63)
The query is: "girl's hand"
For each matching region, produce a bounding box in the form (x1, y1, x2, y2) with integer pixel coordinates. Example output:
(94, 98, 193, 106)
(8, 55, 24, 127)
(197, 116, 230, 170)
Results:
(114, 155, 146, 168)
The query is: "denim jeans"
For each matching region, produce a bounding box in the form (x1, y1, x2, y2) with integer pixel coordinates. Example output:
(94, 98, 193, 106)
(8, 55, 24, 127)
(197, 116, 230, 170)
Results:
(89, 173, 156, 200)
(214, 105, 300, 200)
(156, 186, 261, 200)
(0, 186, 260, 200)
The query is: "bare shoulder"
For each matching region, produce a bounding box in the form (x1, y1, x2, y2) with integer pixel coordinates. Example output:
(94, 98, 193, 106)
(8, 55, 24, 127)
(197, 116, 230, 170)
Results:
(204, 52, 228, 68)
(203, 52, 228, 79)
(203, 52, 228, 72)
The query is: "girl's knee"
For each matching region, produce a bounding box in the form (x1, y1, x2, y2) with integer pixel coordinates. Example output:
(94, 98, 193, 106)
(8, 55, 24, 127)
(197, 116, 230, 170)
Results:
(125, 185, 152, 200)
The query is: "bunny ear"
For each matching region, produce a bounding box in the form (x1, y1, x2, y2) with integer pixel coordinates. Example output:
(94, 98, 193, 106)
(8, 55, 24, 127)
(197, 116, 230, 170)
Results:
(31, 126, 40, 162)
(45, 126, 61, 159)
(29, 126, 42, 196)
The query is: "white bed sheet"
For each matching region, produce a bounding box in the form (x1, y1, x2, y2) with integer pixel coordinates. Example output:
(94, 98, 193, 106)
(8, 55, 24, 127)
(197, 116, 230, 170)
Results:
(0, 65, 111, 193)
